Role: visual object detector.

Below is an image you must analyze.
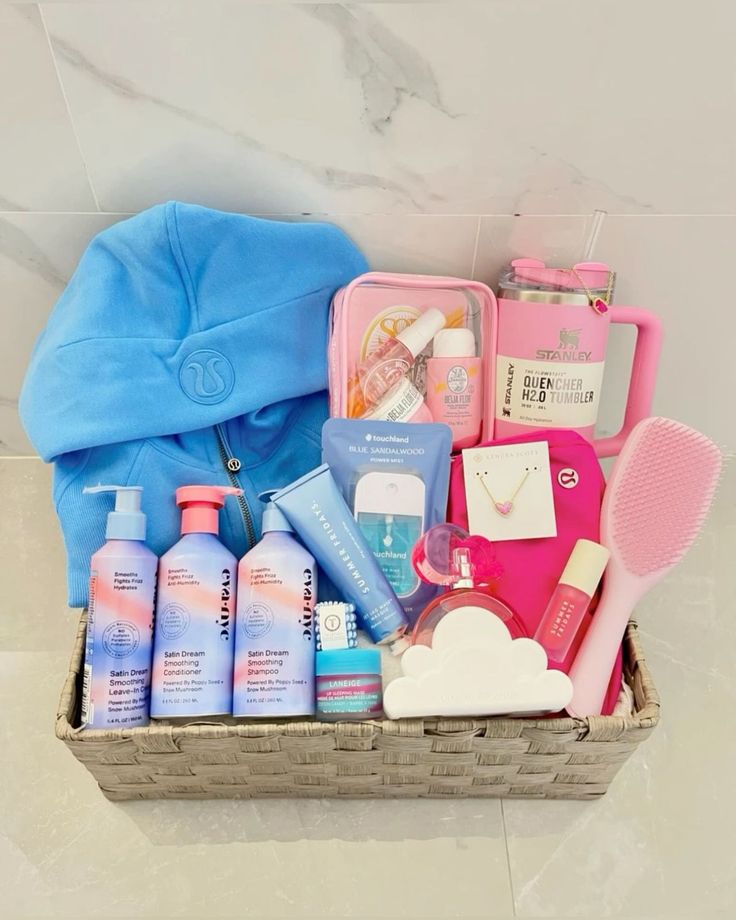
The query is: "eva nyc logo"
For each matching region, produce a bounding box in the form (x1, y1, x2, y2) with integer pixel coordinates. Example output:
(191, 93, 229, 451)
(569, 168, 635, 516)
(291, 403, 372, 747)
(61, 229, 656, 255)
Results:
(179, 349, 235, 404)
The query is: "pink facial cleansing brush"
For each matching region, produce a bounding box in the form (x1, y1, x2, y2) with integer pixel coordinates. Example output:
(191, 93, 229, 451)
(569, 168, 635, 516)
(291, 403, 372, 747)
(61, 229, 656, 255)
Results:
(568, 417, 722, 717)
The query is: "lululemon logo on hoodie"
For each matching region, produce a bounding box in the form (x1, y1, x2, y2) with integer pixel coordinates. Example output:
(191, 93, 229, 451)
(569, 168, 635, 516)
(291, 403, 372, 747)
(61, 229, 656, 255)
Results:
(179, 349, 235, 405)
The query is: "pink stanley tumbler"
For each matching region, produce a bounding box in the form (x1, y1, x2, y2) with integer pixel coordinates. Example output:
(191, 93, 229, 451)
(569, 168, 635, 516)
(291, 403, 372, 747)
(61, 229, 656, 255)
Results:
(495, 260, 662, 457)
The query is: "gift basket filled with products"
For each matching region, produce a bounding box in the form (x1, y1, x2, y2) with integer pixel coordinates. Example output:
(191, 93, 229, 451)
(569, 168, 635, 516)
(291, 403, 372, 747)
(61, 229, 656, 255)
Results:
(20, 203, 721, 800)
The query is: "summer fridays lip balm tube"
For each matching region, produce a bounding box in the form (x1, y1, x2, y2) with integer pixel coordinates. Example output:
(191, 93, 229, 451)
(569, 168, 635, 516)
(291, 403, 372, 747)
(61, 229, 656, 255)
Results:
(533, 539, 610, 664)
(272, 464, 409, 652)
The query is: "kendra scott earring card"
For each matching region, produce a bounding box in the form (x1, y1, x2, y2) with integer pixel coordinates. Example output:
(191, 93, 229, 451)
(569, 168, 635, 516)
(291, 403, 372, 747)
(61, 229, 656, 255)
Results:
(462, 441, 556, 541)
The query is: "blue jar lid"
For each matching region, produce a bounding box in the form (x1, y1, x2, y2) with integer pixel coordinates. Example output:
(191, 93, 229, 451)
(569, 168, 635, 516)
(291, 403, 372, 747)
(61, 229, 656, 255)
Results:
(315, 648, 381, 676)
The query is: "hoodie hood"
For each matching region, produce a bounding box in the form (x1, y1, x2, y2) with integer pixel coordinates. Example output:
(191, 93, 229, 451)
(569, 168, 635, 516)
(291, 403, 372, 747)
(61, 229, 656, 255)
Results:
(20, 202, 368, 460)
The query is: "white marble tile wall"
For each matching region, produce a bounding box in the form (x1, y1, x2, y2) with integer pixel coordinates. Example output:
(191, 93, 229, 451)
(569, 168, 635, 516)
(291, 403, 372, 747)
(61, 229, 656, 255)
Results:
(2, 0, 735, 454)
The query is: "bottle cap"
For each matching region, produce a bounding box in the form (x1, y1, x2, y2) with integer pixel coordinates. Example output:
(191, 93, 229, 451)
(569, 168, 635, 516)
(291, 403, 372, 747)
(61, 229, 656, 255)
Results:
(559, 539, 610, 597)
(411, 523, 503, 586)
(315, 647, 381, 677)
(396, 308, 446, 359)
(176, 485, 243, 535)
(258, 490, 293, 534)
(83, 485, 146, 541)
(432, 328, 476, 358)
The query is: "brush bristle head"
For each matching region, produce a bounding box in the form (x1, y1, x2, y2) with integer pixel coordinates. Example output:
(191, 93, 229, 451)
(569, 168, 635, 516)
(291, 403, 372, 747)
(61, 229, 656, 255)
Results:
(605, 417, 722, 576)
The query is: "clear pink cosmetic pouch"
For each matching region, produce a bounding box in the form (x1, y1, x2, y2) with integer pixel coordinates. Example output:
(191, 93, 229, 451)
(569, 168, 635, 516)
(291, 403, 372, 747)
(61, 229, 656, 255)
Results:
(328, 272, 498, 442)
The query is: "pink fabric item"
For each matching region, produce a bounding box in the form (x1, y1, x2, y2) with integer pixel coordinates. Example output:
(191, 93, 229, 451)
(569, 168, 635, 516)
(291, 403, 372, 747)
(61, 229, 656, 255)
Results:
(448, 429, 623, 716)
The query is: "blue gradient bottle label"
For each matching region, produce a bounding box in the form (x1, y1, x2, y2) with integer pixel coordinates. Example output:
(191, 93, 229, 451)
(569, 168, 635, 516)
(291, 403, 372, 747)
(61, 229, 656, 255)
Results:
(233, 535, 316, 718)
(82, 549, 157, 729)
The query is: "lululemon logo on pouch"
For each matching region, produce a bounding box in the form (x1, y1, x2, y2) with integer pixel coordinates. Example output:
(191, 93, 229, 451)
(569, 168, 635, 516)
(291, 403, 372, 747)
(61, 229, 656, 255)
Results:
(179, 349, 235, 405)
(558, 467, 580, 489)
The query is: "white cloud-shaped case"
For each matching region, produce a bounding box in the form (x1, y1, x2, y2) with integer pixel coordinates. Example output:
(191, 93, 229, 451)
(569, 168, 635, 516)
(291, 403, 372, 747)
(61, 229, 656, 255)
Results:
(384, 606, 573, 719)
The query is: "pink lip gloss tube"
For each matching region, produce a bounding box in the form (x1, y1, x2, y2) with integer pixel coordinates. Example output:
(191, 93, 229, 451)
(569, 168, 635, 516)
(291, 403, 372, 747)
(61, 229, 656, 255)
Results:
(534, 539, 610, 664)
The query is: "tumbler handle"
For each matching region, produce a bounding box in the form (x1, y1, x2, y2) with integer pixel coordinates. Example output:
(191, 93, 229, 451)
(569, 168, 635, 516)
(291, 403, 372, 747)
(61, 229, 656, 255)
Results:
(594, 307, 663, 458)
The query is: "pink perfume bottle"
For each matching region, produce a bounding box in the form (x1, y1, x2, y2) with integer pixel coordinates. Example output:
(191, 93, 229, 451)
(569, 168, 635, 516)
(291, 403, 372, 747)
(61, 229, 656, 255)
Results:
(533, 539, 610, 664)
(347, 308, 445, 417)
(410, 523, 526, 646)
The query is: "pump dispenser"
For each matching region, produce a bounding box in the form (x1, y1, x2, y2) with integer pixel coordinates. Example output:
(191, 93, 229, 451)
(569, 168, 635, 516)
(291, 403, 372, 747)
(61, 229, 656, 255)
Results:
(81, 485, 157, 729)
(233, 492, 317, 717)
(410, 523, 526, 647)
(151, 485, 242, 718)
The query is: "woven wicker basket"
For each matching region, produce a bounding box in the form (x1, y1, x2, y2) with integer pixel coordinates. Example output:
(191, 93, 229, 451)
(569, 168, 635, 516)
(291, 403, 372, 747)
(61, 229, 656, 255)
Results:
(57, 611, 659, 800)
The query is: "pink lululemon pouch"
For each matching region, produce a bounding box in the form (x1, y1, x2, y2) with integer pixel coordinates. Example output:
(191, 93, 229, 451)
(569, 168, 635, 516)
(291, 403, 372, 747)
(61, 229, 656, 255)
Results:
(448, 428, 623, 716)
(328, 272, 498, 444)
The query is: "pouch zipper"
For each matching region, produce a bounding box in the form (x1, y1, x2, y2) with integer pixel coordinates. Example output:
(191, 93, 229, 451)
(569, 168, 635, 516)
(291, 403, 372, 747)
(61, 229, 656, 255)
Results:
(214, 424, 257, 549)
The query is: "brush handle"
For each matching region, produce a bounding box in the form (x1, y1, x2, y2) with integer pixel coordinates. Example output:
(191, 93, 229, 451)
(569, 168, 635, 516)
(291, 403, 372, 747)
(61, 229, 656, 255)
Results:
(567, 564, 645, 717)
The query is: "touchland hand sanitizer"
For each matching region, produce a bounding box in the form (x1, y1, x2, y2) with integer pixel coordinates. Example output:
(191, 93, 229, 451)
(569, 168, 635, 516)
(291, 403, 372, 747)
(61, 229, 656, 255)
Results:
(150, 485, 242, 719)
(81, 485, 157, 729)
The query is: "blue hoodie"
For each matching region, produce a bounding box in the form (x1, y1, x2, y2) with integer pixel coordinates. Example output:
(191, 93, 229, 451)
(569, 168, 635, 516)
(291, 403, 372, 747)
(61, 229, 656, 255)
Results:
(19, 202, 368, 606)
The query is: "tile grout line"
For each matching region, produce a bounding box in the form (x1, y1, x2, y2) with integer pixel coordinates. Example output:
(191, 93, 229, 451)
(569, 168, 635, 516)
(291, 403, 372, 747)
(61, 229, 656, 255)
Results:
(500, 799, 518, 916)
(38, 3, 102, 213)
(469, 215, 482, 279)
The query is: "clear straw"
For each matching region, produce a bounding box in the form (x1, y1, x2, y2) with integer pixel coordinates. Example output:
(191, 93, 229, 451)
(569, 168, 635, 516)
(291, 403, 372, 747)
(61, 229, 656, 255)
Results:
(581, 209, 607, 261)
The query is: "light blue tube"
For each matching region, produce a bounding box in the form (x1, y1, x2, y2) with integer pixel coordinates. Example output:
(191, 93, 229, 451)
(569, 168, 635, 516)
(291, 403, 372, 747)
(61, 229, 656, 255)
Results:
(273, 464, 409, 647)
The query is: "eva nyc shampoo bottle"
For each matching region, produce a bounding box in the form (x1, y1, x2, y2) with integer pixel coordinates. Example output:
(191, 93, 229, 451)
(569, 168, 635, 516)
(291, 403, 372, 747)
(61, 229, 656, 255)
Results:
(233, 493, 317, 718)
(81, 485, 157, 729)
(151, 486, 241, 719)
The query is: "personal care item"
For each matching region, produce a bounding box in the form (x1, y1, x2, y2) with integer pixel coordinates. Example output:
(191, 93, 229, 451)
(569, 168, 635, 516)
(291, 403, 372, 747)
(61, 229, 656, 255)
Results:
(425, 328, 482, 449)
(462, 440, 557, 541)
(411, 527, 525, 646)
(328, 272, 498, 439)
(322, 418, 453, 622)
(367, 377, 433, 424)
(384, 607, 573, 719)
(150, 486, 242, 719)
(315, 648, 383, 720)
(495, 259, 662, 457)
(80, 485, 157, 729)
(355, 472, 425, 598)
(448, 429, 624, 716)
(19, 202, 368, 609)
(569, 417, 722, 717)
(315, 602, 358, 651)
(348, 308, 446, 417)
(233, 492, 317, 718)
(533, 539, 610, 664)
(272, 465, 410, 650)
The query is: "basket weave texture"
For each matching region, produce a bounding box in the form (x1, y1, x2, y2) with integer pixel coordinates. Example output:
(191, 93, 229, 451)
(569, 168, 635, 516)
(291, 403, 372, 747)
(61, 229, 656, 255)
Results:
(57, 612, 659, 800)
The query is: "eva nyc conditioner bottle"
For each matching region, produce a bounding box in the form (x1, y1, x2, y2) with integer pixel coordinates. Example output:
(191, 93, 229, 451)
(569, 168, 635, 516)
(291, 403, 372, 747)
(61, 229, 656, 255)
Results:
(81, 485, 157, 729)
(151, 486, 241, 719)
(233, 493, 317, 718)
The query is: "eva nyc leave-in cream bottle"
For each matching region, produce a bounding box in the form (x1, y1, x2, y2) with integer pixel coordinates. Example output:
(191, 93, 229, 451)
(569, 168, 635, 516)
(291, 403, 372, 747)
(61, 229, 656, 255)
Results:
(81, 485, 157, 729)
(151, 486, 241, 719)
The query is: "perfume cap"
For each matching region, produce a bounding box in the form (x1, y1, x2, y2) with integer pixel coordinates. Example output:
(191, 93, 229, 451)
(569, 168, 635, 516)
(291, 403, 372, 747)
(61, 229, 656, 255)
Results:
(396, 308, 446, 359)
(559, 539, 610, 596)
(411, 523, 503, 586)
(432, 328, 475, 359)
